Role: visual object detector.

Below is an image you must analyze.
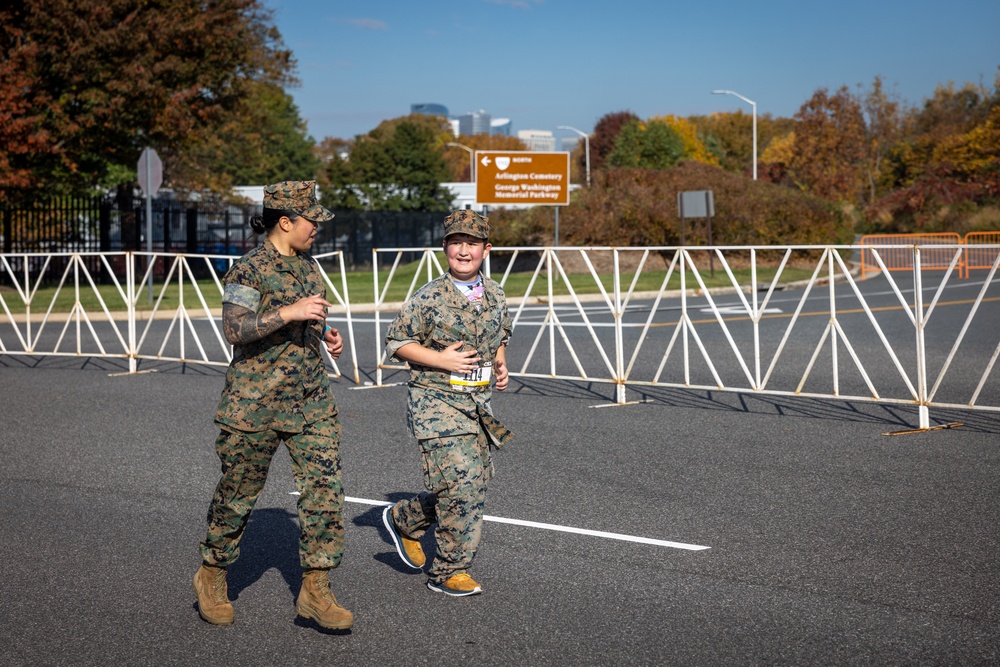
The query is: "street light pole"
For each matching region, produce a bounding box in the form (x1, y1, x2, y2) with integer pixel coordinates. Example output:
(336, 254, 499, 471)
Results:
(711, 90, 757, 180)
(556, 125, 590, 188)
(446, 142, 475, 182)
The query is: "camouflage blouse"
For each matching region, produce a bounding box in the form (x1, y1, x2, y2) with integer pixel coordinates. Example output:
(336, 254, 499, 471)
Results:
(386, 273, 513, 444)
(215, 239, 336, 433)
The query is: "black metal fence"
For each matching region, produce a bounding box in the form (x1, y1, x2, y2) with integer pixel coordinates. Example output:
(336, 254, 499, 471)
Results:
(0, 195, 449, 276)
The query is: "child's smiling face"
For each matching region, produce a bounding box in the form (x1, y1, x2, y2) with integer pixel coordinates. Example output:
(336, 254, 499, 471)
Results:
(444, 233, 491, 281)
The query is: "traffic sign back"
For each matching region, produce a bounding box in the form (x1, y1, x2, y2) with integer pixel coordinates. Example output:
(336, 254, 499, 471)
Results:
(137, 147, 163, 198)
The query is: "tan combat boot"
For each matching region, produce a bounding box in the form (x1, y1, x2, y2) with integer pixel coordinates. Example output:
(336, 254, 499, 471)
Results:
(192, 564, 234, 625)
(296, 569, 354, 630)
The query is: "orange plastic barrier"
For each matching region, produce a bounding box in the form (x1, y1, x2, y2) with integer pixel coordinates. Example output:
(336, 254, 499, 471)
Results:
(859, 233, 964, 279)
(963, 231, 1000, 275)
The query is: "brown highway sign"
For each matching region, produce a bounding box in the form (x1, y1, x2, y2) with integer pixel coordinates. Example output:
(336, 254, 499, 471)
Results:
(475, 151, 570, 206)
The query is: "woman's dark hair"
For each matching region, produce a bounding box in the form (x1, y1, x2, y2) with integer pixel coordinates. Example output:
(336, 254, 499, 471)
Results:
(248, 208, 299, 238)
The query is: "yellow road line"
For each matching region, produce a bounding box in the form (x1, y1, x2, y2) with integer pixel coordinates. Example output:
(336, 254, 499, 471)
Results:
(649, 296, 1000, 327)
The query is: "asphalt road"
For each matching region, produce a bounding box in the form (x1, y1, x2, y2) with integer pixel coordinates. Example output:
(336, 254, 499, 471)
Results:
(2, 266, 1000, 665)
(2, 351, 999, 666)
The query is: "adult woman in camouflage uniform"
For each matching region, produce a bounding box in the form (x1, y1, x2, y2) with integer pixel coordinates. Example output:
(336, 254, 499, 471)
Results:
(381, 210, 514, 597)
(193, 181, 352, 630)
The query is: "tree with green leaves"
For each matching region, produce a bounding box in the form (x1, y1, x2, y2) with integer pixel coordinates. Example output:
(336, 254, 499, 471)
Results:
(173, 80, 320, 192)
(650, 115, 719, 166)
(319, 115, 454, 211)
(589, 111, 640, 171)
(689, 111, 754, 173)
(315, 137, 353, 164)
(319, 150, 363, 210)
(607, 118, 686, 170)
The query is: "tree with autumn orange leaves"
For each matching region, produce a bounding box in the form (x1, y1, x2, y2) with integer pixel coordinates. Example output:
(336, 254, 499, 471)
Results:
(933, 105, 1000, 178)
(864, 103, 1000, 234)
(0, 6, 58, 193)
(787, 86, 867, 202)
(0, 0, 297, 202)
(883, 81, 996, 191)
(648, 115, 719, 167)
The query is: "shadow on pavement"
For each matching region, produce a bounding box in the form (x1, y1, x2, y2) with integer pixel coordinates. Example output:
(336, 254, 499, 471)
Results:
(352, 492, 436, 576)
(226, 507, 300, 600)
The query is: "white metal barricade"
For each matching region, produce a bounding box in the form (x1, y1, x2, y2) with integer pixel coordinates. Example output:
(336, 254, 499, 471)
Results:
(372, 247, 447, 387)
(3, 244, 999, 429)
(130, 252, 233, 373)
(1, 250, 359, 382)
(372, 246, 624, 392)
(367, 244, 1000, 429)
(0, 252, 133, 364)
(314, 250, 360, 384)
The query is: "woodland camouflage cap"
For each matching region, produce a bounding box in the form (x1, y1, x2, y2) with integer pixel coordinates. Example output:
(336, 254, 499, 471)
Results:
(263, 180, 334, 222)
(443, 210, 490, 240)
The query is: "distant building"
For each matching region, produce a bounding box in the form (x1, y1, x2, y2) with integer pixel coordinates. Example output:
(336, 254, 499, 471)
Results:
(412, 105, 520, 138)
(491, 118, 512, 136)
(458, 110, 492, 136)
(233, 185, 265, 203)
(411, 103, 449, 117)
(560, 136, 581, 152)
(517, 129, 556, 152)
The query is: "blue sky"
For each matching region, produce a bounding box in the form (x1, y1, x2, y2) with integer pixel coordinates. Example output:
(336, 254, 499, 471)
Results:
(263, 0, 1000, 143)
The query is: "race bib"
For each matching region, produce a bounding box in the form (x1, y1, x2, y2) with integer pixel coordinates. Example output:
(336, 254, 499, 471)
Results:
(450, 362, 492, 389)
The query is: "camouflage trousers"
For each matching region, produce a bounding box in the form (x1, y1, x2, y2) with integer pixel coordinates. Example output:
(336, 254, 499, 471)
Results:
(390, 429, 493, 583)
(199, 418, 345, 570)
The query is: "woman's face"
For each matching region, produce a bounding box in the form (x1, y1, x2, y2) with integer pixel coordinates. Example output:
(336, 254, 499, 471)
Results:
(286, 216, 319, 253)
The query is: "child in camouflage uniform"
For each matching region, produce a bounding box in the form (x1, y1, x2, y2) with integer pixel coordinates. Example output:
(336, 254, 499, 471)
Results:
(193, 181, 353, 630)
(382, 210, 514, 596)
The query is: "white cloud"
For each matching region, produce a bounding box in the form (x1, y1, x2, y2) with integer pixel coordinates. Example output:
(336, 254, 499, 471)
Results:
(344, 17, 387, 30)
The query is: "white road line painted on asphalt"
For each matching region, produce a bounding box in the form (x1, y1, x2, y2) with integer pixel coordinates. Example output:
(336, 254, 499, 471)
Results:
(481, 514, 710, 550)
(326, 495, 711, 551)
(589, 399, 656, 408)
(700, 306, 783, 315)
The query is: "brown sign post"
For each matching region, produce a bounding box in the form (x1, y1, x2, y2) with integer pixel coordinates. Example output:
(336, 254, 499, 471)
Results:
(475, 151, 570, 206)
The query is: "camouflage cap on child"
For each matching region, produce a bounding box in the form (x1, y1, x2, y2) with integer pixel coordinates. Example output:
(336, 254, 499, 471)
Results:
(263, 180, 334, 222)
(443, 210, 490, 240)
